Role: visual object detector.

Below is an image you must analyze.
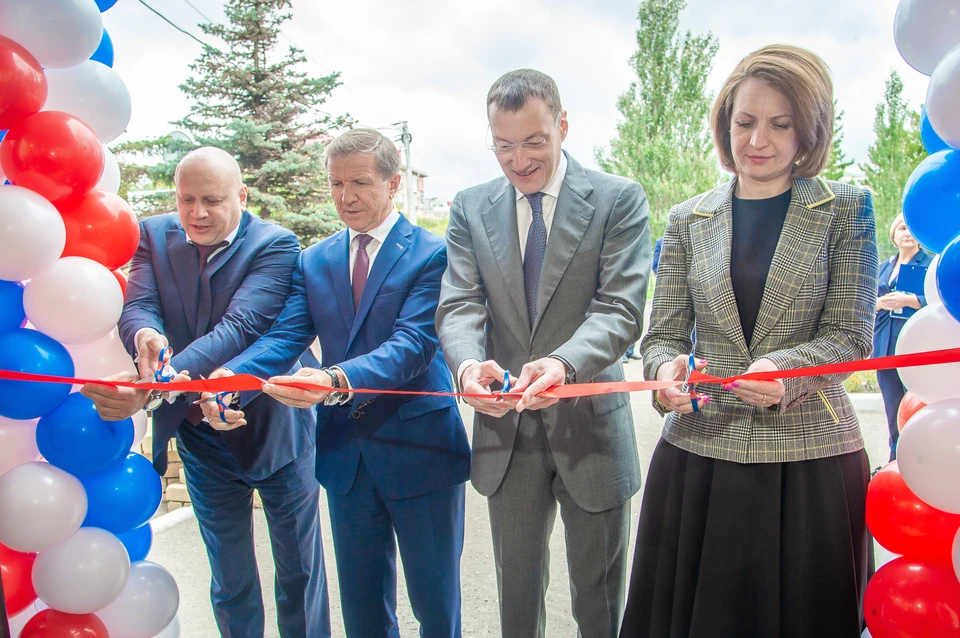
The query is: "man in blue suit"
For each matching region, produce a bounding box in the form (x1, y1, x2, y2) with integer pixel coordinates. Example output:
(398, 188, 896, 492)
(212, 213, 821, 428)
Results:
(81, 147, 329, 637)
(202, 129, 470, 638)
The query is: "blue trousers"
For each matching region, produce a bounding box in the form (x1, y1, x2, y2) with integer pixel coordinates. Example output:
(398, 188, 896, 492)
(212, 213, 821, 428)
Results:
(877, 368, 906, 462)
(177, 422, 330, 638)
(327, 457, 465, 638)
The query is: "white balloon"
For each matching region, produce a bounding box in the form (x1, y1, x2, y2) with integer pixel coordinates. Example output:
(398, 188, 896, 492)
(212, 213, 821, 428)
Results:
(924, 254, 943, 306)
(132, 410, 148, 448)
(0, 0, 103, 69)
(23, 256, 123, 345)
(926, 43, 960, 151)
(43, 61, 133, 143)
(898, 398, 960, 513)
(0, 461, 87, 553)
(96, 561, 180, 638)
(0, 186, 67, 281)
(33, 527, 130, 614)
(65, 327, 136, 390)
(895, 303, 960, 404)
(153, 615, 181, 638)
(98, 145, 122, 194)
(0, 416, 40, 477)
(954, 527, 960, 584)
(894, 0, 960, 76)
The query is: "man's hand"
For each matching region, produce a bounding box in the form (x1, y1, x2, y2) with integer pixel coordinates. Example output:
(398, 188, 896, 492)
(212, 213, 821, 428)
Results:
(263, 367, 334, 409)
(80, 371, 150, 421)
(461, 360, 520, 418)
(514, 357, 566, 412)
(722, 358, 784, 408)
(654, 355, 710, 414)
(136, 329, 170, 380)
(199, 368, 246, 431)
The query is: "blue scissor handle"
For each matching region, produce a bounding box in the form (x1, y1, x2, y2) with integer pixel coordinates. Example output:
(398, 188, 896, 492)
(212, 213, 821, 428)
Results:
(685, 353, 700, 413)
(153, 346, 175, 383)
(502, 370, 512, 394)
(215, 392, 231, 420)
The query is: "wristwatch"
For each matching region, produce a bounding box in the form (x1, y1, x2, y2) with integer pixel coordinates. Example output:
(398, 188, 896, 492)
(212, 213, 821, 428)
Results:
(322, 368, 346, 406)
(550, 356, 576, 384)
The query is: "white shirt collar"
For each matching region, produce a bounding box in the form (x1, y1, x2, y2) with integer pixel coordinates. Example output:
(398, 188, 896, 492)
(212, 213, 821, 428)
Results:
(348, 207, 400, 246)
(515, 152, 568, 202)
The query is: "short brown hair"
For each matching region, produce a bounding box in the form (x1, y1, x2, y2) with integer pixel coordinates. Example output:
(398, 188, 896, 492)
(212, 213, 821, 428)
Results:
(487, 69, 562, 119)
(710, 44, 834, 178)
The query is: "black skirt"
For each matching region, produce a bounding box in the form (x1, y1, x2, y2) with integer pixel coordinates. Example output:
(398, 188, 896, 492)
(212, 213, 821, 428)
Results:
(620, 438, 872, 638)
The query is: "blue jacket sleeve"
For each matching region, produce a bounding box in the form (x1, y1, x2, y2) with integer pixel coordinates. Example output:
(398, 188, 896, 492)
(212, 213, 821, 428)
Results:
(118, 222, 165, 356)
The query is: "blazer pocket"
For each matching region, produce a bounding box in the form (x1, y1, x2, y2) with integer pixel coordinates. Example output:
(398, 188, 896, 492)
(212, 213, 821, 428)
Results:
(590, 391, 629, 418)
(397, 394, 457, 420)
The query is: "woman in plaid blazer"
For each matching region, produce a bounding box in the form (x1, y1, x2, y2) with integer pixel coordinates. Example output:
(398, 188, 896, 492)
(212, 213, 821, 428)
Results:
(620, 45, 879, 637)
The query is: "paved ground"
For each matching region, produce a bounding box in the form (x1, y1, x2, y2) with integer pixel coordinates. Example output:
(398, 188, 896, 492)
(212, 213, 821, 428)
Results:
(149, 362, 894, 637)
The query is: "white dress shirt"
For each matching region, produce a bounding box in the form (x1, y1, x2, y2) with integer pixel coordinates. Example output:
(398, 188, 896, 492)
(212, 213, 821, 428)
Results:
(457, 154, 569, 387)
(348, 207, 401, 281)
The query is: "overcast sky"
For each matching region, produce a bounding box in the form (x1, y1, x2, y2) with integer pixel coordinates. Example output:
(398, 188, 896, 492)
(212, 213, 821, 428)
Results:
(103, 0, 930, 202)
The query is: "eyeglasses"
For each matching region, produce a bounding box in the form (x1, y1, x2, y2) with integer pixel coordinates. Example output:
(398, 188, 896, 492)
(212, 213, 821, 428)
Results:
(489, 138, 551, 155)
(488, 112, 563, 156)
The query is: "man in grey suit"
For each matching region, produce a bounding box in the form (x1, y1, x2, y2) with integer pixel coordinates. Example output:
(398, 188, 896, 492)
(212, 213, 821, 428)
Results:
(436, 69, 651, 637)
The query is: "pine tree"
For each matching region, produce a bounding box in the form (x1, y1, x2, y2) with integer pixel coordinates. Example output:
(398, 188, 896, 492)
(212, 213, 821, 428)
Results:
(821, 101, 854, 181)
(596, 0, 722, 239)
(860, 71, 926, 257)
(116, 0, 351, 244)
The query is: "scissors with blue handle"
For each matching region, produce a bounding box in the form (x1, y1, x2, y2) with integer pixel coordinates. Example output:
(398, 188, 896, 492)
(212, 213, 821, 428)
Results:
(680, 353, 701, 413)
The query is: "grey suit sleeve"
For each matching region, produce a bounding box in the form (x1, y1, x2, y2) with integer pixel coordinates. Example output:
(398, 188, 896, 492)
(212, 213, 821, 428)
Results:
(763, 187, 879, 410)
(436, 191, 489, 387)
(551, 180, 651, 383)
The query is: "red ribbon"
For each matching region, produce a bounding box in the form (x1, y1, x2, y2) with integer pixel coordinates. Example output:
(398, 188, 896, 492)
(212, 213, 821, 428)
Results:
(2, 347, 960, 399)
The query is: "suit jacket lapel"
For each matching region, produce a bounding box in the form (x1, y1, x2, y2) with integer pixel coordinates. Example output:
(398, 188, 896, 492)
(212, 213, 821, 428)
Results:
(195, 213, 251, 337)
(481, 183, 530, 339)
(166, 227, 200, 338)
(348, 216, 413, 351)
(531, 155, 594, 337)
(689, 181, 750, 357)
(749, 177, 836, 349)
(328, 231, 355, 333)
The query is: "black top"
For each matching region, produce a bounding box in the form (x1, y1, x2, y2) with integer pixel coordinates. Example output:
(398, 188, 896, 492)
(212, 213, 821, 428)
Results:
(730, 188, 791, 346)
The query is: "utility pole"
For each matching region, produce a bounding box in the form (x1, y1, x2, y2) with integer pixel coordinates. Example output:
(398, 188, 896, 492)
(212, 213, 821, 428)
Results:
(398, 121, 417, 225)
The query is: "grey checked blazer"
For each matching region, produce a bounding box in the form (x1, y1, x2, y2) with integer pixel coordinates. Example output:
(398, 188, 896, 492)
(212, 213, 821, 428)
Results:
(641, 177, 879, 463)
(437, 152, 651, 512)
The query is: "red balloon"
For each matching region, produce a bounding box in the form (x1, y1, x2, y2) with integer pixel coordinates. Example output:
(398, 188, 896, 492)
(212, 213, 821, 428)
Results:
(113, 269, 128, 297)
(864, 557, 960, 638)
(866, 461, 960, 564)
(0, 36, 47, 130)
(898, 392, 927, 433)
(57, 189, 140, 270)
(0, 541, 37, 616)
(0, 111, 103, 204)
(19, 609, 109, 638)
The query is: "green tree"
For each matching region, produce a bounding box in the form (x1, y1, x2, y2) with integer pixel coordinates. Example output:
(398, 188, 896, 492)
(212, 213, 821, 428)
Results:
(860, 70, 926, 257)
(117, 0, 351, 245)
(821, 101, 854, 181)
(596, 0, 722, 239)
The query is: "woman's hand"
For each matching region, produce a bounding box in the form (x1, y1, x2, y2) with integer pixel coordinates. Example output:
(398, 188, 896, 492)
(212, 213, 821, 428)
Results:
(723, 358, 785, 408)
(655, 355, 710, 414)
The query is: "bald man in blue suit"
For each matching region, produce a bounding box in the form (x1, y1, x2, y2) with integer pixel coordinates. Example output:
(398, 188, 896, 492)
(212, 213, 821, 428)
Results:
(203, 129, 470, 638)
(82, 147, 328, 638)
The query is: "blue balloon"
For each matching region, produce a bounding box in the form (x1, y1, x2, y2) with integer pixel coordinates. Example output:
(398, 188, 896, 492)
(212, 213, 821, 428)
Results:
(37, 393, 134, 477)
(921, 107, 950, 155)
(0, 281, 25, 334)
(115, 523, 153, 562)
(937, 234, 960, 322)
(96, 0, 119, 10)
(90, 27, 114, 67)
(0, 130, 5, 142)
(82, 452, 162, 534)
(902, 150, 960, 254)
(0, 329, 74, 420)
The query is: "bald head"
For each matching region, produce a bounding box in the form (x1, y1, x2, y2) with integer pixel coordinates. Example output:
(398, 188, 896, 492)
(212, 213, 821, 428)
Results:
(175, 146, 243, 190)
(174, 146, 247, 246)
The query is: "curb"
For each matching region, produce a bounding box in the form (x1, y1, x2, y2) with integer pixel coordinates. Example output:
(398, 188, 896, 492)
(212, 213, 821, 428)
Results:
(150, 505, 195, 534)
(849, 392, 884, 413)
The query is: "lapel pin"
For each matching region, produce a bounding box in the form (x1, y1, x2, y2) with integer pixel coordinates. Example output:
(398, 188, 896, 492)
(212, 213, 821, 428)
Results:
(396, 243, 404, 249)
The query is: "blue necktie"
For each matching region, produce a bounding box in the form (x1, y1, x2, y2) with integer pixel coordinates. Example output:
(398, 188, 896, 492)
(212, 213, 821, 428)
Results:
(523, 192, 547, 328)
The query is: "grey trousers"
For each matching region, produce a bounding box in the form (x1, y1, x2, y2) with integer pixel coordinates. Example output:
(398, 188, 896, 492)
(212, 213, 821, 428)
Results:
(487, 413, 631, 638)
